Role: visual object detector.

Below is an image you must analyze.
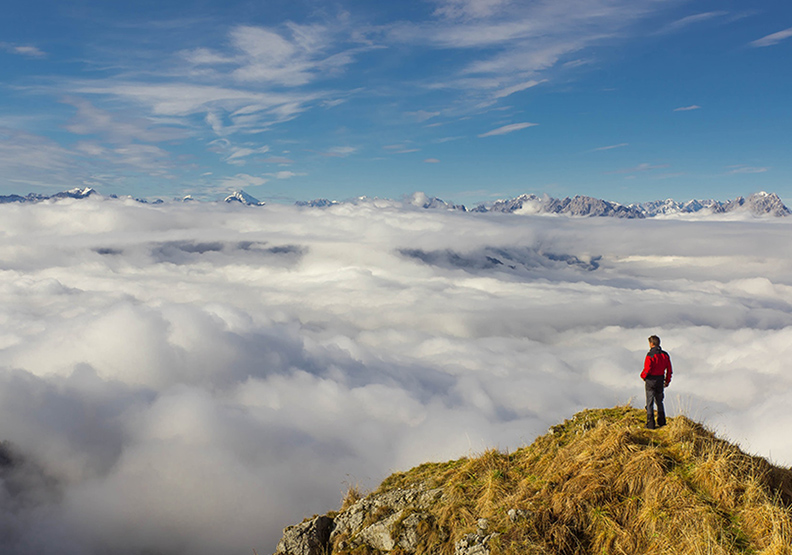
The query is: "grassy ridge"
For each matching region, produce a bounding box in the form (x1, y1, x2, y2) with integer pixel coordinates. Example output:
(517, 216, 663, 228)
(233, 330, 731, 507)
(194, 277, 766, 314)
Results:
(340, 407, 792, 555)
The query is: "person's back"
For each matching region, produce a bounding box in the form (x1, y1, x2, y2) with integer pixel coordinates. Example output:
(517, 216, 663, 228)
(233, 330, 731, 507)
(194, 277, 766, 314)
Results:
(641, 335, 672, 428)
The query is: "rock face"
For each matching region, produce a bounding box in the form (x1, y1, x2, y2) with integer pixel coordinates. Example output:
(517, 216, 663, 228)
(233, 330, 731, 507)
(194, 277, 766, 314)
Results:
(331, 487, 444, 553)
(729, 191, 790, 217)
(273, 487, 447, 555)
(275, 516, 334, 555)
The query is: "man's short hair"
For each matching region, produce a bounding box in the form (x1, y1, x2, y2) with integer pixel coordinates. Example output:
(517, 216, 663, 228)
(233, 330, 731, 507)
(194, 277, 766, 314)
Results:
(648, 335, 661, 347)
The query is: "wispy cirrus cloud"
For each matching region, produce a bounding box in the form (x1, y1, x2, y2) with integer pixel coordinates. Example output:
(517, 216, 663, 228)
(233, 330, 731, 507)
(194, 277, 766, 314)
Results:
(0, 127, 79, 189)
(405, 110, 441, 122)
(727, 165, 768, 175)
(384, 144, 420, 154)
(63, 96, 188, 143)
(389, 0, 682, 106)
(655, 11, 728, 35)
(220, 173, 268, 189)
(321, 146, 357, 157)
(0, 124, 176, 192)
(431, 0, 513, 20)
(208, 139, 271, 166)
(492, 79, 545, 99)
(44, 20, 366, 176)
(674, 105, 701, 112)
(183, 23, 362, 87)
(69, 81, 314, 121)
(590, 142, 628, 152)
(750, 27, 792, 47)
(479, 122, 537, 137)
(263, 156, 295, 164)
(271, 170, 303, 179)
(0, 42, 46, 57)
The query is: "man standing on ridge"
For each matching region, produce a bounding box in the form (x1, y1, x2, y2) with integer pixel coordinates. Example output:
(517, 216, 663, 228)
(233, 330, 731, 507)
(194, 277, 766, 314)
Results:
(641, 335, 672, 429)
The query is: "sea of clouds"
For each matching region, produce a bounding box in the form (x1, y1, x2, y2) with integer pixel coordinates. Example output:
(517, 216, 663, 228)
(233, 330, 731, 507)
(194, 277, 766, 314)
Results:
(1, 197, 791, 554)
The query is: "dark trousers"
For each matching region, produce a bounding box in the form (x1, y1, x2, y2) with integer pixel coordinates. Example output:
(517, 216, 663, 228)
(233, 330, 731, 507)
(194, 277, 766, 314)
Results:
(644, 376, 666, 429)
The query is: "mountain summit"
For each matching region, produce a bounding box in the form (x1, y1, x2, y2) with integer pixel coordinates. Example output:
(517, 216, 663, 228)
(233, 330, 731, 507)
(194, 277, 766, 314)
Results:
(224, 190, 265, 205)
(274, 407, 792, 555)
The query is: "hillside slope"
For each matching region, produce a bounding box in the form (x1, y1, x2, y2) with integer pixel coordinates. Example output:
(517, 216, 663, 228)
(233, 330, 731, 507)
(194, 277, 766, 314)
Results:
(274, 407, 792, 555)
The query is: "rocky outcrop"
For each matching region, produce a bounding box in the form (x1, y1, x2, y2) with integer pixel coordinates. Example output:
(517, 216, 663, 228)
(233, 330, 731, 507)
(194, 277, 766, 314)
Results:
(454, 519, 496, 555)
(275, 516, 334, 555)
(272, 485, 532, 555)
(273, 487, 449, 555)
(272, 407, 792, 555)
(331, 487, 444, 553)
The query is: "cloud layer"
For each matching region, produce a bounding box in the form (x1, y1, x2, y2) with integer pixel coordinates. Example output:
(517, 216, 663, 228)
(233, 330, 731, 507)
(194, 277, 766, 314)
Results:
(1, 199, 792, 554)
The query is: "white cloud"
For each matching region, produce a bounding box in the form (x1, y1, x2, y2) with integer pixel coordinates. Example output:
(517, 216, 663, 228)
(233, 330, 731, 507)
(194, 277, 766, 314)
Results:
(220, 173, 268, 189)
(0, 42, 46, 57)
(433, 0, 513, 20)
(63, 96, 188, 143)
(263, 156, 295, 164)
(70, 81, 315, 122)
(321, 146, 357, 157)
(478, 122, 537, 137)
(674, 104, 701, 111)
(727, 165, 768, 174)
(2, 201, 792, 555)
(208, 139, 271, 166)
(384, 144, 420, 154)
(750, 27, 792, 47)
(272, 170, 304, 179)
(424, 158, 441, 163)
(655, 11, 728, 34)
(181, 22, 364, 88)
(405, 110, 441, 122)
(0, 127, 87, 190)
(591, 142, 628, 152)
(388, 0, 681, 107)
(493, 79, 545, 99)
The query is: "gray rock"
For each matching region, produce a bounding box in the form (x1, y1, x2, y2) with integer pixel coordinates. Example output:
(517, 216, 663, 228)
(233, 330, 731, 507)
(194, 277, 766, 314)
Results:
(327, 487, 443, 553)
(394, 512, 434, 552)
(455, 532, 495, 555)
(507, 508, 529, 522)
(356, 510, 402, 551)
(274, 515, 334, 555)
(330, 487, 441, 541)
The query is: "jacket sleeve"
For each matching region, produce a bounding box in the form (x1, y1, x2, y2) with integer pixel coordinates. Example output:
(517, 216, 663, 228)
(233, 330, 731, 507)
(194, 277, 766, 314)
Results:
(664, 354, 673, 385)
(641, 355, 650, 379)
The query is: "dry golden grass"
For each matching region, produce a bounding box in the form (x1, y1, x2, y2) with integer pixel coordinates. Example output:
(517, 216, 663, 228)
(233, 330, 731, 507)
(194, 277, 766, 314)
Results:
(341, 484, 364, 512)
(345, 406, 792, 555)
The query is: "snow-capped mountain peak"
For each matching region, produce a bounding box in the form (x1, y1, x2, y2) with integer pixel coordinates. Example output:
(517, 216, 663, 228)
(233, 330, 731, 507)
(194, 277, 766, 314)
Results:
(224, 190, 265, 206)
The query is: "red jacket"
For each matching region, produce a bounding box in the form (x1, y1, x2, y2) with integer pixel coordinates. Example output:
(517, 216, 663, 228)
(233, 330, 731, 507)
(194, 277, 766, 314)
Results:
(642, 347, 672, 385)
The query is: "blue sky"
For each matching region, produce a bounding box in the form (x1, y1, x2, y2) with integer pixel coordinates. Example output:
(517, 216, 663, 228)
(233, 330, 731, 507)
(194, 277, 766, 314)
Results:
(1, 0, 790, 204)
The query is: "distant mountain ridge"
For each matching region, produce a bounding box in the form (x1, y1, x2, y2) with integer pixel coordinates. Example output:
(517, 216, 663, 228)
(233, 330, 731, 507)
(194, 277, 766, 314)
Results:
(0, 187, 97, 203)
(473, 191, 790, 217)
(300, 191, 791, 218)
(1, 188, 789, 217)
